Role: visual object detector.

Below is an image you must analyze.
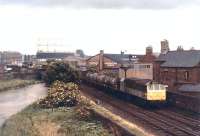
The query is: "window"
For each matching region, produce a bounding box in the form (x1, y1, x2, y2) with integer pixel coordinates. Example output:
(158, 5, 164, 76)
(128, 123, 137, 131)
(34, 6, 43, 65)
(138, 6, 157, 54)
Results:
(146, 65, 150, 68)
(185, 71, 189, 81)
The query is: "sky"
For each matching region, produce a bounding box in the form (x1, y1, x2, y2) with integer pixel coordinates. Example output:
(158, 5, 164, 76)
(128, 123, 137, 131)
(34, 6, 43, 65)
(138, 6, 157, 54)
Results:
(0, 0, 199, 55)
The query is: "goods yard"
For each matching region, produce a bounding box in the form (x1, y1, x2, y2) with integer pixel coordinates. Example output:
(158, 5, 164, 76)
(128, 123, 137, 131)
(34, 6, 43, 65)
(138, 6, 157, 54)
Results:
(80, 84, 200, 136)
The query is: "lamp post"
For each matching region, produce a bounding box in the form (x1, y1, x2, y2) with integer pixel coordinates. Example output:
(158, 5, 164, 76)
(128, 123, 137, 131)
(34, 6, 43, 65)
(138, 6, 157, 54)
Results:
(120, 64, 130, 79)
(120, 54, 133, 79)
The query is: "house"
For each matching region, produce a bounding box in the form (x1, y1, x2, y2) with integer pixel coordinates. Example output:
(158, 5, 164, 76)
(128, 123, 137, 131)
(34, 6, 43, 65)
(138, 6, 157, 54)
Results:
(154, 50, 200, 90)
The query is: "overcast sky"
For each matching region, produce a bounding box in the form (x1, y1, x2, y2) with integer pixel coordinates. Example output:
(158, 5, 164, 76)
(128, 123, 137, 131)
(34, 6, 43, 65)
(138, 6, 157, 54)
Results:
(0, 0, 199, 55)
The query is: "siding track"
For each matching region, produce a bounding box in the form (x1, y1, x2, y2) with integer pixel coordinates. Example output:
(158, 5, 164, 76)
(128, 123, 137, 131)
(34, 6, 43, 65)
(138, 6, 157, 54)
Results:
(81, 84, 200, 136)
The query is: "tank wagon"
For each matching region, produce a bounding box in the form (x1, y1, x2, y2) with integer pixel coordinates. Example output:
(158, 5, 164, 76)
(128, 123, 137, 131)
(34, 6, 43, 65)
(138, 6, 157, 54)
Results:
(84, 72, 167, 105)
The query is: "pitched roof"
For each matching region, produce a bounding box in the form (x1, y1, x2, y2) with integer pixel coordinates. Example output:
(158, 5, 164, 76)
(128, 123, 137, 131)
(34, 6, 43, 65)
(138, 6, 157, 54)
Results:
(104, 54, 143, 64)
(156, 50, 200, 68)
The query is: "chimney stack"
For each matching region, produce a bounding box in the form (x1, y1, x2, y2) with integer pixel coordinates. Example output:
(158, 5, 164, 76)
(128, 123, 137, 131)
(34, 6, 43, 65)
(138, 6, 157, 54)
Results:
(146, 46, 153, 55)
(99, 50, 104, 71)
(161, 39, 170, 54)
(121, 51, 124, 56)
(177, 46, 184, 51)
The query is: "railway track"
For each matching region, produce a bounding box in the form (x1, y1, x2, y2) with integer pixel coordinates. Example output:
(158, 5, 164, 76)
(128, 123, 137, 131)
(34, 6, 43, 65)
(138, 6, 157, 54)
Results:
(80, 84, 200, 136)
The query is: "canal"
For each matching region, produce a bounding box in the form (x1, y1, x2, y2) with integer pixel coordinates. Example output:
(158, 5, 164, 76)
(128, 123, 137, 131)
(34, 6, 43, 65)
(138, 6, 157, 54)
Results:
(0, 84, 47, 126)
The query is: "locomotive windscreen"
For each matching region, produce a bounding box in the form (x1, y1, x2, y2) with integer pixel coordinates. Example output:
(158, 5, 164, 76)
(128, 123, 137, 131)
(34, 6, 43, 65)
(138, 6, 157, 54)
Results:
(124, 78, 151, 91)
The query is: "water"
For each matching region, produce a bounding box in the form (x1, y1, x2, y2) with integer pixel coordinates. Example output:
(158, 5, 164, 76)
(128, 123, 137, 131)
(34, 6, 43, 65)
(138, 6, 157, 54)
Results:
(0, 84, 47, 126)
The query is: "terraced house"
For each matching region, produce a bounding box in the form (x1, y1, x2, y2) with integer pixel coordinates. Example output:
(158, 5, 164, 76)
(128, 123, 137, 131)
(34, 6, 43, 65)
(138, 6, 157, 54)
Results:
(154, 50, 200, 91)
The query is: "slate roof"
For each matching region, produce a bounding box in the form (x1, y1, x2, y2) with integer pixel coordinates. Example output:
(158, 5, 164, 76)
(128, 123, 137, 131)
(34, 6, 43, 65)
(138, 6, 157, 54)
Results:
(104, 54, 143, 64)
(156, 50, 200, 68)
(36, 52, 74, 59)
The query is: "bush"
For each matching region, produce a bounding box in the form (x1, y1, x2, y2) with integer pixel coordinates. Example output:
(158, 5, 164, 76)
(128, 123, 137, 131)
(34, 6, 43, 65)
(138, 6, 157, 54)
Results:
(38, 81, 81, 108)
(43, 61, 80, 85)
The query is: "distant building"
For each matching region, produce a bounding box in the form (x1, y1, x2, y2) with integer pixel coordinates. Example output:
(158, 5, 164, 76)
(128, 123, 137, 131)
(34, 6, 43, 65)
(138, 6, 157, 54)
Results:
(161, 39, 170, 54)
(23, 55, 35, 63)
(22, 55, 36, 67)
(0, 51, 22, 65)
(154, 50, 200, 90)
(36, 52, 74, 61)
(64, 55, 87, 71)
(87, 50, 142, 70)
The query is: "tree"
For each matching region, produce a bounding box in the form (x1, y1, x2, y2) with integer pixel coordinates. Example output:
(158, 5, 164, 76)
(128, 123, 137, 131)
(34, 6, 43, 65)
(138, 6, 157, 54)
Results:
(43, 61, 80, 85)
(76, 49, 85, 57)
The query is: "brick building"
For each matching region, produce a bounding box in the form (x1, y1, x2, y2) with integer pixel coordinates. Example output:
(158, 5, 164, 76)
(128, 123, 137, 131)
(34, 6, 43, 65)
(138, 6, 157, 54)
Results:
(119, 63, 154, 79)
(86, 50, 143, 76)
(154, 50, 200, 90)
(119, 46, 157, 80)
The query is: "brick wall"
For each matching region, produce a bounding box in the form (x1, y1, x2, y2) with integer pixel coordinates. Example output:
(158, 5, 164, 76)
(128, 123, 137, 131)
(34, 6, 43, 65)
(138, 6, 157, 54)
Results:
(154, 62, 200, 90)
(119, 63, 153, 79)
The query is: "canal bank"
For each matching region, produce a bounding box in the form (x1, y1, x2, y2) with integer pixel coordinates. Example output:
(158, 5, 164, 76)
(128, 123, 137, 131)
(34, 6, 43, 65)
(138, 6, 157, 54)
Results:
(0, 79, 39, 92)
(0, 84, 47, 126)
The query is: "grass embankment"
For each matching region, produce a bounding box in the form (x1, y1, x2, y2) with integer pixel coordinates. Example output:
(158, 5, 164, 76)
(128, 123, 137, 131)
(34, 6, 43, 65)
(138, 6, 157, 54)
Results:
(0, 103, 113, 136)
(0, 79, 39, 92)
(0, 81, 114, 136)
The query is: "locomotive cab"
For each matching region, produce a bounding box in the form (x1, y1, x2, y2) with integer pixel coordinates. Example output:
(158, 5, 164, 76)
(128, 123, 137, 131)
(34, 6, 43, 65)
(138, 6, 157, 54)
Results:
(146, 82, 168, 101)
(124, 78, 168, 103)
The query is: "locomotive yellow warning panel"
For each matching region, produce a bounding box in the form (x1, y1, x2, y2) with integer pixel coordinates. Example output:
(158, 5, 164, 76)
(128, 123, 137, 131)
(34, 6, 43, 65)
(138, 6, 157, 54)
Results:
(147, 91, 166, 101)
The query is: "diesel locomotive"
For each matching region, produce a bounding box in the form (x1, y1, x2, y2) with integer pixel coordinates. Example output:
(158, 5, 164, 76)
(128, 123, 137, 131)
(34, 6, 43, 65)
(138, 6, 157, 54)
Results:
(84, 72, 168, 104)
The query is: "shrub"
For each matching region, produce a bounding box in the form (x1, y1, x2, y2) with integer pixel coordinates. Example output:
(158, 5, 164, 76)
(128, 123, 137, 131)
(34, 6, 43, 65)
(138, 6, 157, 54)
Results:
(43, 61, 80, 85)
(38, 81, 81, 108)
